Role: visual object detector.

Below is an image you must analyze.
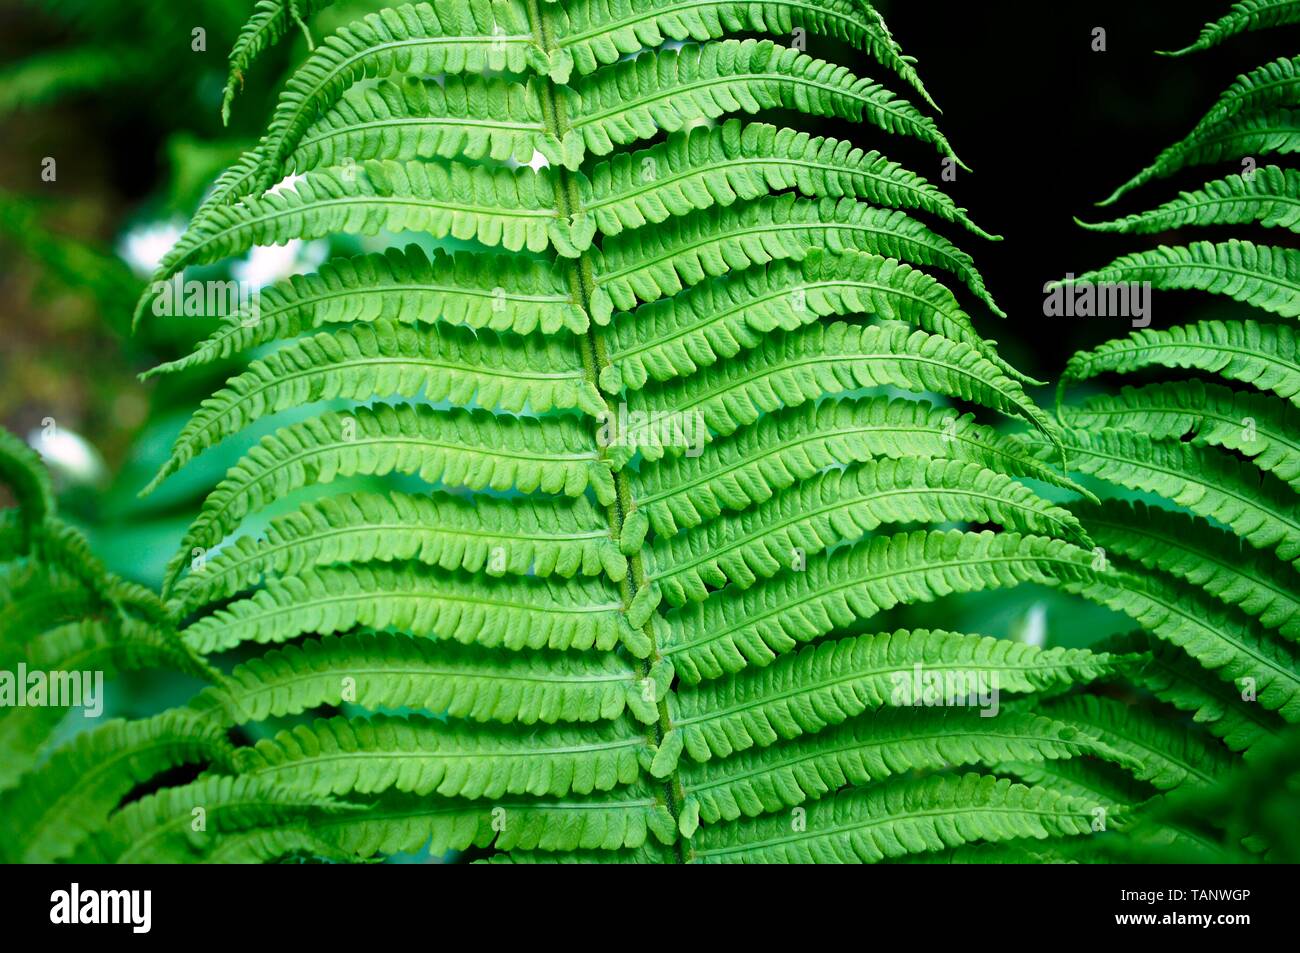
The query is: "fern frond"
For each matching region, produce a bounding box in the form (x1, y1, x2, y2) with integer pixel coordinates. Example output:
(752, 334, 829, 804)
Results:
(197, 826, 357, 864)
(171, 490, 622, 616)
(127, 0, 1080, 865)
(679, 707, 1131, 825)
(657, 531, 1095, 683)
(1103, 111, 1300, 209)
(992, 754, 1153, 809)
(1058, 241, 1300, 318)
(646, 458, 1088, 606)
(164, 403, 612, 593)
(685, 773, 1099, 863)
(233, 714, 648, 798)
(1058, 320, 1299, 408)
(891, 841, 1081, 864)
(485, 842, 677, 863)
(202, 23, 955, 238)
(1074, 499, 1300, 641)
(1065, 381, 1300, 493)
(179, 563, 627, 655)
(0, 618, 216, 788)
(1160, 1, 1300, 57)
(632, 395, 1087, 538)
(189, 631, 644, 726)
(1049, 0, 1300, 866)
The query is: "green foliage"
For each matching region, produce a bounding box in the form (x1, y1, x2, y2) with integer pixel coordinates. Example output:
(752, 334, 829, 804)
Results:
(7, 0, 1295, 866)
(77, 0, 1156, 865)
(1045, 1, 1300, 861)
(0, 427, 218, 860)
(1160, 1, 1300, 58)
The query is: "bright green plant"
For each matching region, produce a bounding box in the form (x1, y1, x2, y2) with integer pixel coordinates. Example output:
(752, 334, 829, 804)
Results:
(4, 0, 1295, 865)
(1029, 3, 1300, 862)
(0, 428, 221, 862)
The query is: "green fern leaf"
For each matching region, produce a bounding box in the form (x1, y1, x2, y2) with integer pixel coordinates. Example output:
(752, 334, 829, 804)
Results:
(179, 563, 628, 655)
(646, 457, 1087, 606)
(1040, 695, 1235, 791)
(1160, 1, 1300, 57)
(223, 0, 337, 122)
(591, 195, 1000, 322)
(1084, 166, 1300, 234)
(620, 323, 1054, 465)
(601, 250, 1024, 397)
(1057, 241, 1300, 318)
(1099, 55, 1300, 203)
(0, 428, 52, 547)
(679, 707, 1132, 824)
(657, 532, 1096, 683)
(568, 39, 962, 166)
(685, 773, 1099, 863)
(583, 120, 993, 240)
(1026, 427, 1300, 567)
(294, 74, 556, 170)
(1065, 569, 1300, 722)
(1059, 320, 1299, 408)
(189, 631, 644, 726)
(1065, 381, 1300, 493)
(144, 245, 585, 380)
(318, 784, 675, 856)
(164, 403, 613, 593)
(146, 320, 602, 493)
(551, 0, 939, 110)
(1074, 499, 1300, 640)
(233, 714, 649, 798)
(0, 712, 234, 863)
(171, 490, 622, 616)
(76, 774, 357, 864)
(1099, 632, 1283, 757)
(666, 629, 1121, 765)
(632, 395, 1087, 538)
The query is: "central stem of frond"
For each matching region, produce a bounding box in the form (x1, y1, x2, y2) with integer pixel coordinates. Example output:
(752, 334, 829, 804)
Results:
(524, 0, 686, 862)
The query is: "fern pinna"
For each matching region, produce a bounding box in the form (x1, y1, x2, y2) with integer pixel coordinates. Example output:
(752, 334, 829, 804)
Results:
(6, 1, 1169, 865)
(0, 428, 221, 863)
(1025, 1, 1300, 861)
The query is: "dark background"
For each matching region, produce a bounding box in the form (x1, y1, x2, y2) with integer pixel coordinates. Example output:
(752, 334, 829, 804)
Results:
(878, 0, 1299, 377)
